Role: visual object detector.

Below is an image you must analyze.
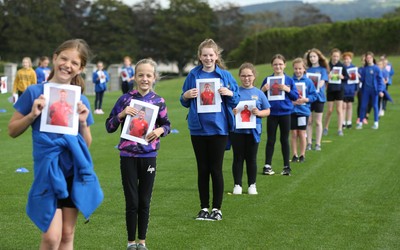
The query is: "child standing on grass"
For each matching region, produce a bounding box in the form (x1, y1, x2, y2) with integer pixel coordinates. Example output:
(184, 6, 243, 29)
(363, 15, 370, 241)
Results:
(342, 52, 359, 129)
(290, 58, 317, 163)
(357, 52, 385, 130)
(323, 48, 348, 136)
(92, 61, 109, 115)
(35, 56, 51, 84)
(13, 57, 37, 96)
(121, 56, 135, 94)
(230, 63, 270, 195)
(180, 38, 239, 221)
(8, 39, 103, 250)
(304, 48, 329, 151)
(377, 59, 389, 116)
(106, 58, 170, 250)
(261, 54, 299, 176)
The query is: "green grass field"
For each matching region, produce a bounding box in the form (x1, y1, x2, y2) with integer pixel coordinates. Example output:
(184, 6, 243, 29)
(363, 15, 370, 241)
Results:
(0, 58, 399, 249)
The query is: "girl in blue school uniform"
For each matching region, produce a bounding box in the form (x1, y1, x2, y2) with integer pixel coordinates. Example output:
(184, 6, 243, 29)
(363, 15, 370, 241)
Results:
(380, 55, 394, 115)
(304, 48, 329, 151)
(261, 54, 299, 176)
(121, 56, 135, 94)
(290, 58, 317, 163)
(230, 62, 270, 195)
(356, 51, 385, 130)
(35, 56, 51, 84)
(342, 52, 359, 129)
(180, 39, 239, 221)
(92, 61, 110, 114)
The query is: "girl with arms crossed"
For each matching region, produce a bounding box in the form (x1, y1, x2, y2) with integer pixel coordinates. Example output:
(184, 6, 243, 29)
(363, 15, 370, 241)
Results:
(180, 39, 239, 221)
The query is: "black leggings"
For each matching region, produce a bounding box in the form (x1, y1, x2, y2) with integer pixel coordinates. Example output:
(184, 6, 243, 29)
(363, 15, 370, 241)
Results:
(191, 135, 228, 210)
(265, 115, 291, 168)
(230, 133, 258, 187)
(120, 156, 156, 241)
(94, 91, 104, 110)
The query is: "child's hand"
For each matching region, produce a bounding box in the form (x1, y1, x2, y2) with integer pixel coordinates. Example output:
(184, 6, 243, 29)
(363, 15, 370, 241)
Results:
(183, 88, 198, 100)
(31, 95, 46, 118)
(146, 127, 164, 143)
(218, 87, 233, 97)
(77, 101, 89, 123)
(261, 84, 270, 92)
(232, 108, 238, 115)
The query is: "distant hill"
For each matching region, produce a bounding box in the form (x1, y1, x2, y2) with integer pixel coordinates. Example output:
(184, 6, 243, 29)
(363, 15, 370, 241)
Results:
(241, 0, 400, 22)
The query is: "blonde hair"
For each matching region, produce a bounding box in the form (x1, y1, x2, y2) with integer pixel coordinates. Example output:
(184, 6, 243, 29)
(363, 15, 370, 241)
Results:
(238, 62, 257, 77)
(292, 57, 307, 69)
(47, 39, 92, 93)
(134, 58, 159, 91)
(22, 57, 32, 68)
(197, 39, 226, 69)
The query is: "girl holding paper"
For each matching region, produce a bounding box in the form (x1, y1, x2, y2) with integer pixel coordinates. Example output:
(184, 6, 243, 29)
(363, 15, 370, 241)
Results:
(106, 58, 170, 250)
(290, 58, 318, 163)
(92, 61, 110, 114)
(230, 62, 270, 195)
(180, 39, 239, 221)
(342, 52, 359, 129)
(121, 56, 135, 94)
(260, 54, 299, 176)
(8, 39, 102, 249)
(304, 48, 329, 151)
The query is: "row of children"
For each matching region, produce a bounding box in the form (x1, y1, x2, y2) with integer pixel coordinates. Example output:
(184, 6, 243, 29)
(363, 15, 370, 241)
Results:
(180, 40, 393, 226)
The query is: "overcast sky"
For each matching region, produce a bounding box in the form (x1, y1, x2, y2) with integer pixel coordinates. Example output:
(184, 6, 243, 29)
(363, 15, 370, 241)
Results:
(121, 0, 332, 8)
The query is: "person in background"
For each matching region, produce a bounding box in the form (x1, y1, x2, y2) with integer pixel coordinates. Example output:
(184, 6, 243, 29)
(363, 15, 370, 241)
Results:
(121, 56, 135, 94)
(13, 57, 37, 96)
(356, 51, 384, 130)
(342, 52, 359, 129)
(380, 55, 394, 116)
(92, 61, 109, 114)
(261, 54, 299, 176)
(180, 38, 239, 221)
(290, 58, 317, 163)
(106, 58, 170, 250)
(304, 48, 329, 151)
(230, 62, 270, 195)
(35, 56, 51, 84)
(8, 39, 103, 250)
(323, 48, 348, 136)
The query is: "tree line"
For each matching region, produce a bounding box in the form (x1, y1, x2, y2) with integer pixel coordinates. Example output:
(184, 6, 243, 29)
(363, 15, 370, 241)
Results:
(0, 0, 334, 75)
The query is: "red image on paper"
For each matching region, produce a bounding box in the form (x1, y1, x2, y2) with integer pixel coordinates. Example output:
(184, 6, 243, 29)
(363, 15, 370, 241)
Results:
(200, 83, 215, 105)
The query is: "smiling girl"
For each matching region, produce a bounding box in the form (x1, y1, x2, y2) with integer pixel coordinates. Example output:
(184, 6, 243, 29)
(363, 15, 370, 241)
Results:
(180, 38, 239, 221)
(8, 39, 102, 250)
(106, 58, 170, 250)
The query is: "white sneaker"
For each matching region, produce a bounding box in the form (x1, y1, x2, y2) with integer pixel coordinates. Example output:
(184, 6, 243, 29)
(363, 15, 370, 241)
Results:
(233, 185, 242, 195)
(94, 109, 99, 114)
(372, 122, 379, 129)
(248, 184, 258, 195)
(379, 110, 384, 117)
(356, 123, 363, 130)
(99, 109, 105, 114)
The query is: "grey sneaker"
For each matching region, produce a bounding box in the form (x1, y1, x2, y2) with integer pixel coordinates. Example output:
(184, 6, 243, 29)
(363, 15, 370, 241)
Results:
(306, 143, 312, 151)
(195, 209, 209, 220)
(338, 130, 344, 136)
(323, 128, 328, 136)
(281, 167, 291, 176)
(207, 209, 222, 221)
(137, 243, 148, 250)
(263, 165, 275, 175)
(127, 244, 137, 250)
(315, 144, 321, 151)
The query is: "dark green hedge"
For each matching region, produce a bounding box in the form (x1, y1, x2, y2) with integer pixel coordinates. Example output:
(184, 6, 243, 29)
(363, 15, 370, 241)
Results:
(227, 18, 400, 67)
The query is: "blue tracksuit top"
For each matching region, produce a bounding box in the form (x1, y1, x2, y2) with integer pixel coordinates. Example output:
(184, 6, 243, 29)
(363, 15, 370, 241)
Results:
(291, 74, 318, 117)
(359, 65, 385, 93)
(180, 65, 239, 135)
(260, 73, 299, 116)
(386, 63, 394, 85)
(122, 66, 135, 84)
(328, 61, 348, 92)
(307, 66, 328, 102)
(92, 70, 110, 92)
(343, 63, 359, 98)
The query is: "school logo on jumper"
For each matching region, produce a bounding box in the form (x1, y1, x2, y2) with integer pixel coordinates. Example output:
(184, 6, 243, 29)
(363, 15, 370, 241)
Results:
(147, 165, 155, 174)
(251, 95, 258, 101)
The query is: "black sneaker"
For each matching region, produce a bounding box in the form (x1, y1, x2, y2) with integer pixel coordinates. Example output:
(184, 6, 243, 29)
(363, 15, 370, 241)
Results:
(299, 155, 305, 163)
(281, 167, 291, 176)
(347, 124, 352, 129)
(263, 165, 275, 175)
(291, 155, 299, 163)
(207, 210, 222, 221)
(195, 209, 209, 220)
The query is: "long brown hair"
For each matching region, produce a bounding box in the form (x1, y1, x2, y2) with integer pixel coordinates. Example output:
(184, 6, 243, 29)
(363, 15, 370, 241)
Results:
(48, 39, 92, 93)
(304, 48, 330, 72)
(197, 38, 226, 69)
